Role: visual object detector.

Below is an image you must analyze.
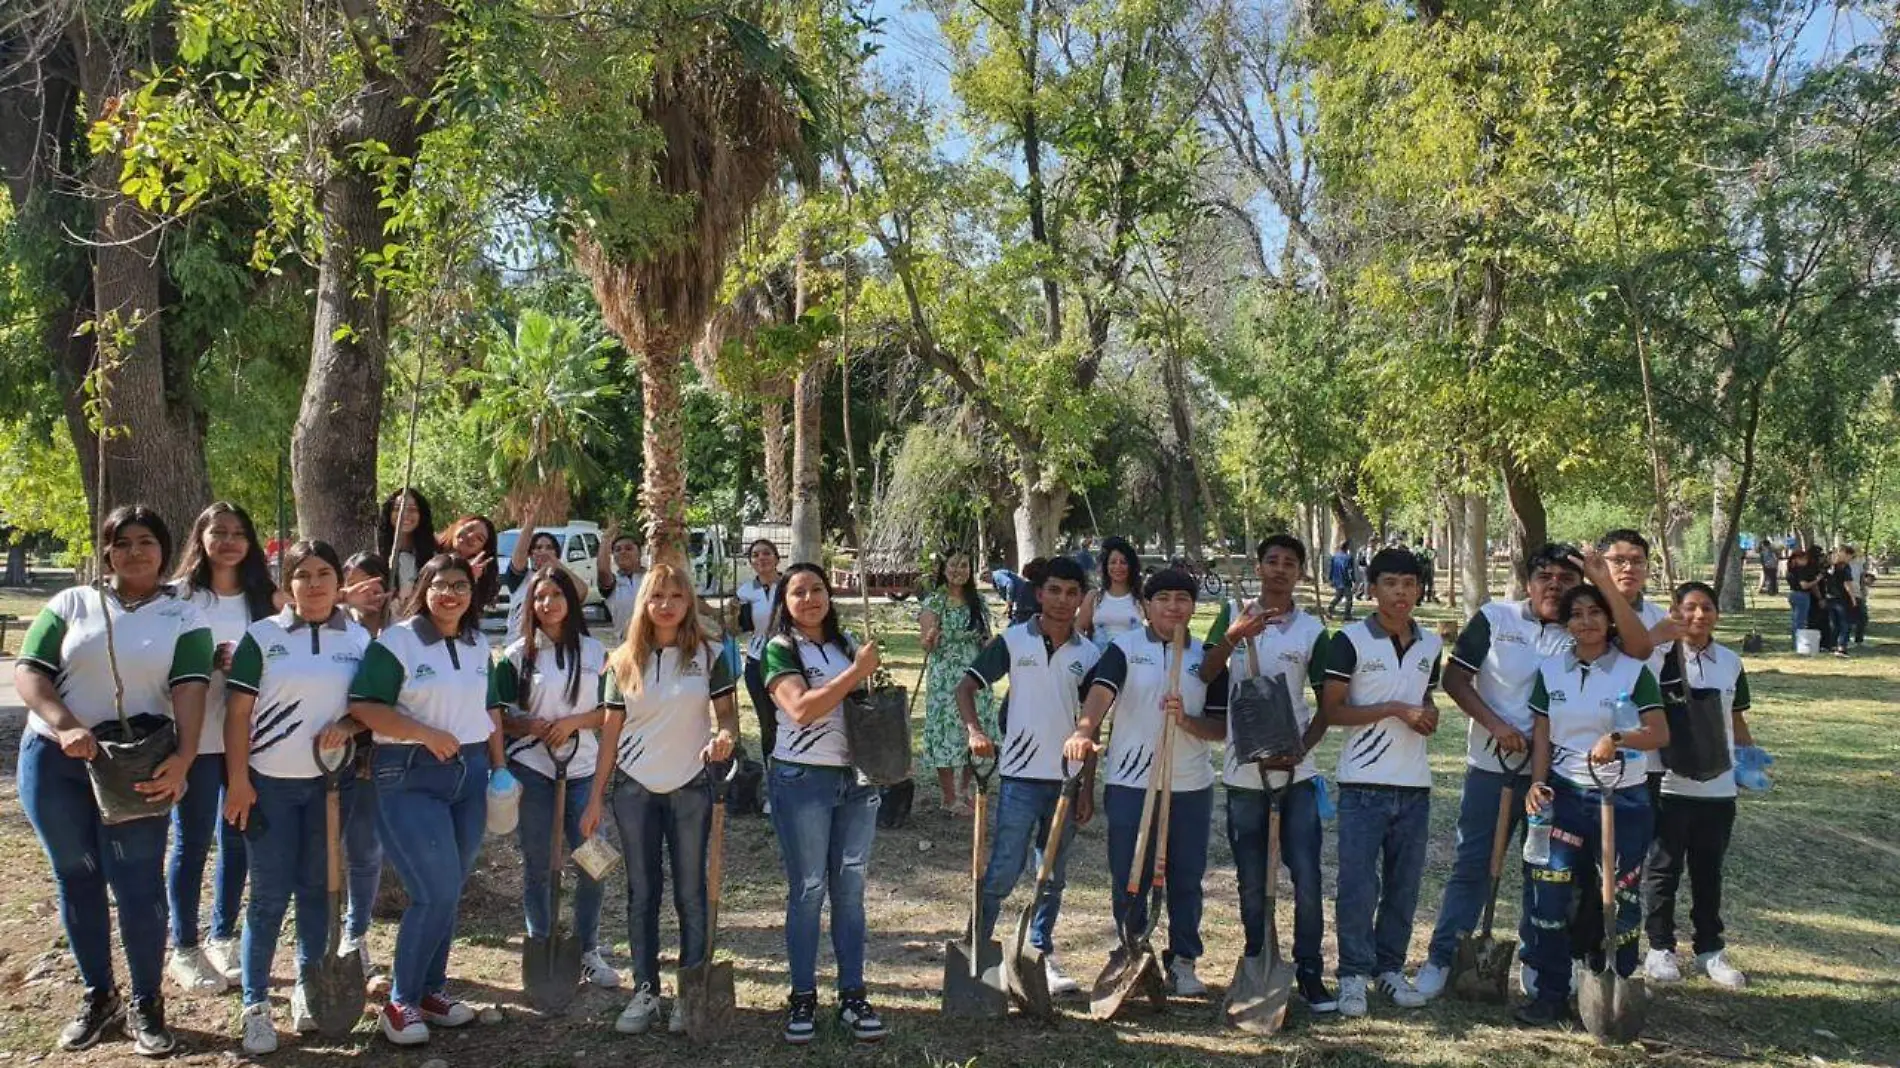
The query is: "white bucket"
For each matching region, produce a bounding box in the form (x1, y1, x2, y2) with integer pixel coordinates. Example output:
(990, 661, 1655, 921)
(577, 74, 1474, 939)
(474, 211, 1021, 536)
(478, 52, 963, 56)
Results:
(1795, 629, 1820, 656)
(486, 767, 522, 836)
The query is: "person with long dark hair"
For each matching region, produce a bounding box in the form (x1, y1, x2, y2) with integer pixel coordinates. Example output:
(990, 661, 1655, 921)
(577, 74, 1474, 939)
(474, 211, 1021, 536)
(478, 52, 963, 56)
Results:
(167, 501, 285, 993)
(16, 505, 211, 1055)
(347, 554, 503, 1046)
(760, 563, 888, 1044)
(918, 548, 994, 814)
(1077, 537, 1144, 649)
(375, 489, 439, 600)
(1784, 546, 1820, 646)
(502, 512, 564, 639)
(438, 514, 501, 611)
(494, 566, 618, 991)
(221, 540, 372, 1054)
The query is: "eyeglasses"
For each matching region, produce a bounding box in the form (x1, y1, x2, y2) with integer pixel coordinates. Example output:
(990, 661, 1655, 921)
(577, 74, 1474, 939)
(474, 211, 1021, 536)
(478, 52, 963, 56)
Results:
(429, 581, 474, 596)
(1603, 556, 1648, 571)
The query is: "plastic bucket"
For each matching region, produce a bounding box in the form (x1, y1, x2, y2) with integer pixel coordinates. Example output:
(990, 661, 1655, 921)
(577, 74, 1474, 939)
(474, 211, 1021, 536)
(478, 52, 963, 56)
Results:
(1795, 629, 1820, 656)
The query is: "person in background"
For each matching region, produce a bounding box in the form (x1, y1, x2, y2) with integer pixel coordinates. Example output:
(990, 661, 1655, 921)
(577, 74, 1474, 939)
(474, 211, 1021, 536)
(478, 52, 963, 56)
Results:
(1417, 541, 1438, 603)
(1823, 548, 1859, 659)
(167, 501, 287, 994)
(1643, 582, 1753, 991)
(918, 548, 995, 815)
(16, 505, 210, 1055)
(1784, 546, 1820, 646)
(595, 521, 646, 642)
(1078, 537, 1145, 650)
(1848, 547, 1873, 647)
(1757, 540, 1779, 595)
(375, 489, 438, 601)
(735, 538, 784, 777)
(337, 552, 393, 980)
(1072, 539, 1097, 578)
(501, 507, 564, 639)
(1327, 541, 1354, 622)
(1008, 558, 1050, 625)
(438, 514, 502, 611)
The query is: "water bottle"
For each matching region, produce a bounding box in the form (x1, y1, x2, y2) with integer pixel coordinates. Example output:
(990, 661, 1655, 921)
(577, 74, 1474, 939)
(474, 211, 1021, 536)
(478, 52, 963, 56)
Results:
(1612, 691, 1642, 765)
(1523, 805, 1553, 866)
(1315, 775, 1336, 821)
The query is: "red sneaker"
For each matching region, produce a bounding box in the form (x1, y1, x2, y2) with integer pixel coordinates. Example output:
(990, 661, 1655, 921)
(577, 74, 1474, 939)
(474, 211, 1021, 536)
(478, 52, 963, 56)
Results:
(380, 1002, 428, 1046)
(419, 993, 475, 1028)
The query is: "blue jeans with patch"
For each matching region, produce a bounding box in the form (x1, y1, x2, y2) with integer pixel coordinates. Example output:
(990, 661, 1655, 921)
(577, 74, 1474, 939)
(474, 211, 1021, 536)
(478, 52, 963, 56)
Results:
(1788, 591, 1812, 640)
(1427, 766, 1536, 969)
(1334, 784, 1430, 979)
(512, 762, 603, 953)
(769, 762, 880, 994)
(1105, 784, 1213, 964)
(18, 731, 172, 1000)
(240, 772, 335, 1006)
(610, 769, 713, 990)
(977, 777, 1076, 950)
(168, 752, 247, 947)
(1524, 779, 1652, 1006)
(342, 769, 381, 942)
(374, 743, 489, 1006)
(1227, 779, 1325, 974)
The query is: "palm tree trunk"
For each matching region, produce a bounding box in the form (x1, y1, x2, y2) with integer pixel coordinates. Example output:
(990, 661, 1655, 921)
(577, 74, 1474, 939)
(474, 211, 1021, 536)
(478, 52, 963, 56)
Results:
(790, 363, 825, 564)
(762, 387, 792, 521)
(641, 350, 689, 565)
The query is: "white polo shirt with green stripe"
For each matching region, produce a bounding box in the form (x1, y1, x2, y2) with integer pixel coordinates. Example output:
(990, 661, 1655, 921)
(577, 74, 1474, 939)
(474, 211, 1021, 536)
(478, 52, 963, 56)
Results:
(19, 585, 214, 739)
(1529, 647, 1662, 791)
(226, 607, 370, 778)
(348, 616, 498, 746)
(177, 587, 256, 757)
(964, 617, 1102, 782)
(1206, 601, 1329, 789)
(1659, 639, 1751, 800)
(761, 631, 857, 767)
(603, 641, 738, 793)
(1324, 616, 1444, 788)
(1449, 599, 1574, 771)
(494, 634, 609, 780)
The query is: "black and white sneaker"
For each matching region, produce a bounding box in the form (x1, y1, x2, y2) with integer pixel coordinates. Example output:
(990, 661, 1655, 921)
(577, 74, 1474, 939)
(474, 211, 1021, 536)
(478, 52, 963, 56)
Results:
(782, 991, 818, 1045)
(837, 989, 888, 1043)
(1298, 971, 1339, 1014)
(58, 988, 122, 1051)
(127, 995, 175, 1057)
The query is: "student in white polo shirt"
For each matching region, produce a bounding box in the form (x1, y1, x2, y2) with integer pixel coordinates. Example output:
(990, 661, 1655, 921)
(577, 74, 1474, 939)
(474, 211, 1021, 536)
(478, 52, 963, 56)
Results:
(593, 521, 646, 642)
(15, 504, 211, 1056)
(960, 556, 1101, 997)
(501, 507, 563, 641)
(493, 567, 618, 992)
(220, 540, 371, 1055)
(347, 553, 503, 1046)
(1064, 568, 1230, 998)
(1200, 534, 1337, 1014)
(1597, 529, 1675, 800)
(1320, 547, 1443, 1018)
(735, 538, 784, 770)
(1516, 584, 1668, 1027)
(1643, 582, 1753, 991)
(580, 563, 739, 1035)
(1415, 544, 1581, 1001)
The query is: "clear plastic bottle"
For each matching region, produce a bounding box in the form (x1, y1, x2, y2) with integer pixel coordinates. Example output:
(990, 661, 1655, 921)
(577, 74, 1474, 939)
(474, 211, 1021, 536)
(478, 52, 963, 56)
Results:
(1612, 691, 1642, 765)
(1523, 804, 1553, 866)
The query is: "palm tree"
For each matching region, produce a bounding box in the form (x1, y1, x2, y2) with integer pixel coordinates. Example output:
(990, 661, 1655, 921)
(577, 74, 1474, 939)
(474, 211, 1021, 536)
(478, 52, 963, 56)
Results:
(465, 309, 619, 523)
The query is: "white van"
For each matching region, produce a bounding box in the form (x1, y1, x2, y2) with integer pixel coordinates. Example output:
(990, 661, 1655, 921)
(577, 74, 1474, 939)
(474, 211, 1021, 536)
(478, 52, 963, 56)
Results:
(488, 521, 609, 624)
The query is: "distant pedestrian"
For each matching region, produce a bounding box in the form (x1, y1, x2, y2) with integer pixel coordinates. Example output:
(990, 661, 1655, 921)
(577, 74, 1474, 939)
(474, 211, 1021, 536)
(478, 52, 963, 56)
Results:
(1327, 542, 1355, 621)
(1757, 541, 1778, 595)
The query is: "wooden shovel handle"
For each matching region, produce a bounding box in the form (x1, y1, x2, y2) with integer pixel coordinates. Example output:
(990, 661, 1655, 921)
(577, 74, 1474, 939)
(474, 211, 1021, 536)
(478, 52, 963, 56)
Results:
(1125, 758, 1160, 896)
(1487, 784, 1515, 880)
(706, 796, 726, 941)
(1030, 773, 1078, 887)
(326, 787, 342, 895)
(1151, 629, 1183, 886)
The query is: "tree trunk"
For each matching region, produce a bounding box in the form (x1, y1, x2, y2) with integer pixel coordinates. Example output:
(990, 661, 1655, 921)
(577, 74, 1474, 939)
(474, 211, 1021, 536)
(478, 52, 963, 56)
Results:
(1460, 491, 1489, 614)
(1013, 452, 1069, 563)
(1501, 454, 1546, 597)
(789, 363, 825, 564)
(639, 351, 689, 566)
(1712, 378, 1765, 608)
(1329, 486, 1375, 549)
(761, 386, 791, 521)
(1711, 465, 1745, 610)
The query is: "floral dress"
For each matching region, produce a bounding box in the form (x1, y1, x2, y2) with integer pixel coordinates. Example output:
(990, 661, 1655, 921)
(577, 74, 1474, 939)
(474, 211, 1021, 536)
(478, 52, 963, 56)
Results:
(921, 589, 998, 770)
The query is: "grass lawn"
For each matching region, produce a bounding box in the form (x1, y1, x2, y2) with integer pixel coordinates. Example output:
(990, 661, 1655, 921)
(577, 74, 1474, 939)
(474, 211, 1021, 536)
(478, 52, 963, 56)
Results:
(0, 576, 1894, 1067)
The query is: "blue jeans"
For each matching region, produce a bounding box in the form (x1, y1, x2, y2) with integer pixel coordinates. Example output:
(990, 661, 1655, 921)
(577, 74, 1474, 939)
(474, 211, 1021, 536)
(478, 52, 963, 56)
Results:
(343, 769, 382, 941)
(1788, 591, 1812, 639)
(512, 763, 603, 953)
(610, 770, 713, 989)
(768, 763, 880, 994)
(1426, 767, 1535, 969)
(1525, 780, 1652, 1006)
(240, 773, 337, 1006)
(977, 778, 1077, 950)
(374, 743, 490, 1006)
(168, 752, 247, 947)
(1334, 785, 1430, 979)
(1104, 784, 1213, 963)
(1227, 780, 1325, 974)
(18, 731, 172, 999)
(1828, 601, 1853, 650)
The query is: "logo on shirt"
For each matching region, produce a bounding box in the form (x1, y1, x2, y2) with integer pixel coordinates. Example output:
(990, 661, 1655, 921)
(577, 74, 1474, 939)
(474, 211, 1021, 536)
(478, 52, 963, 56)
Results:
(414, 664, 437, 680)
(1016, 655, 1040, 667)
(1548, 689, 1568, 702)
(1416, 660, 1431, 674)
(679, 657, 704, 677)
(332, 653, 362, 665)
(1278, 651, 1303, 666)
(1497, 632, 1528, 646)
(265, 643, 290, 660)
(1361, 661, 1388, 673)
(1131, 654, 1157, 666)
(1068, 661, 1087, 677)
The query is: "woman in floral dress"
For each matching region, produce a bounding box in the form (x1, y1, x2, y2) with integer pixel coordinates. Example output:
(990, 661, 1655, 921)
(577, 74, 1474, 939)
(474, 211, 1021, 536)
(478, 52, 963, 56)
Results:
(918, 550, 995, 814)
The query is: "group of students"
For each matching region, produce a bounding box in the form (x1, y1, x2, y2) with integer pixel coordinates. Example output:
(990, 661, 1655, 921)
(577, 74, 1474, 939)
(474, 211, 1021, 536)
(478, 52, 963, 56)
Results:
(1780, 544, 1871, 655)
(15, 491, 1759, 1057)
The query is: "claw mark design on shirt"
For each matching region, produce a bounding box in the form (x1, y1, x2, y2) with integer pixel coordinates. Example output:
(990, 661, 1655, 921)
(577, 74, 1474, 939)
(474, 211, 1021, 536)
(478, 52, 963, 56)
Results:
(249, 699, 304, 756)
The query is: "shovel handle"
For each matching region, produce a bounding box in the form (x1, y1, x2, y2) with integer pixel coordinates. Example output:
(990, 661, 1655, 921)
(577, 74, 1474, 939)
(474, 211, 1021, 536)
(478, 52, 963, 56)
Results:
(1029, 767, 1082, 888)
(1123, 752, 1162, 897)
(326, 781, 343, 896)
(1599, 783, 1618, 947)
(706, 784, 726, 952)
(1149, 628, 1183, 889)
(970, 785, 987, 979)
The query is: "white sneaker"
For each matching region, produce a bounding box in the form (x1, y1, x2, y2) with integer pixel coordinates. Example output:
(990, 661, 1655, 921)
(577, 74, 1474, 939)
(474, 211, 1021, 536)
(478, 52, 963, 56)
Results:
(762, 798, 772, 816)
(205, 937, 243, 983)
(581, 949, 622, 989)
(615, 986, 661, 1034)
(289, 982, 316, 1033)
(668, 997, 687, 1034)
(1338, 975, 1370, 1017)
(240, 1003, 278, 1055)
(1378, 971, 1428, 1009)
(1413, 961, 1450, 1001)
(1646, 949, 1683, 983)
(1044, 954, 1080, 996)
(1518, 962, 1539, 998)
(1168, 957, 1207, 996)
(168, 947, 227, 994)
(1697, 950, 1747, 990)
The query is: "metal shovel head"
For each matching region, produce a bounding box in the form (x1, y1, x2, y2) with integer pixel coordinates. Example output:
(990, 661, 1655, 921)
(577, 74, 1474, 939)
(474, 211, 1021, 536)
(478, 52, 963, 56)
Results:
(1223, 950, 1294, 1035)
(300, 945, 366, 1038)
(1450, 932, 1517, 1003)
(942, 935, 1010, 1018)
(1578, 963, 1649, 1044)
(521, 930, 585, 1013)
(678, 957, 736, 1041)
(1089, 941, 1163, 1020)
(1004, 906, 1052, 1018)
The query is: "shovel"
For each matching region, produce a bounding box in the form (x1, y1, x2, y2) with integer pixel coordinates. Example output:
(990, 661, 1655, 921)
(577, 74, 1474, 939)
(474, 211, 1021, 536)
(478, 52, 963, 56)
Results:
(680, 760, 738, 1042)
(1578, 755, 1649, 1044)
(1452, 748, 1531, 1002)
(522, 736, 585, 1013)
(301, 736, 366, 1037)
(1223, 764, 1295, 1034)
(1004, 761, 1082, 1019)
(943, 758, 1009, 1018)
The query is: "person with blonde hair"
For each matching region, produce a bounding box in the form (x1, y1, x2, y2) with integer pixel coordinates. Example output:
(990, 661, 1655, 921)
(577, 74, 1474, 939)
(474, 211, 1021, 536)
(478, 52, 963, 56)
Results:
(580, 563, 739, 1036)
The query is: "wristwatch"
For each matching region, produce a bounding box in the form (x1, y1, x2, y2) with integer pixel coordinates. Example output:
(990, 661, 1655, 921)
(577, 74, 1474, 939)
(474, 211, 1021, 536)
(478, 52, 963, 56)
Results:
(1610, 731, 1625, 745)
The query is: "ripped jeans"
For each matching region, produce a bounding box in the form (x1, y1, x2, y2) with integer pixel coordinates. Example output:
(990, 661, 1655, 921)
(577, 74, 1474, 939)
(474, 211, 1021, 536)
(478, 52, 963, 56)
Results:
(767, 762, 880, 994)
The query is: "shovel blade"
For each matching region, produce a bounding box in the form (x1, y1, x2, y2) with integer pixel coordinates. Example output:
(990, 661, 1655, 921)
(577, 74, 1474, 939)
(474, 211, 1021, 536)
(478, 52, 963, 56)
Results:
(1450, 934, 1517, 1003)
(522, 932, 585, 1014)
(299, 953, 367, 1039)
(1222, 952, 1294, 1035)
(678, 960, 736, 1042)
(1090, 944, 1163, 1020)
(942, 938, 1010, 1018)
(1004, 906, 1053, 1019)
(1578, 966, 1649, 1044)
